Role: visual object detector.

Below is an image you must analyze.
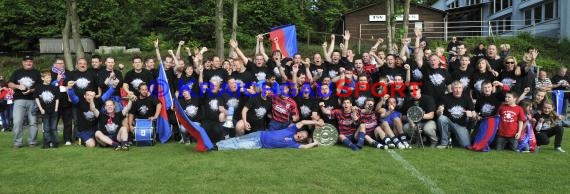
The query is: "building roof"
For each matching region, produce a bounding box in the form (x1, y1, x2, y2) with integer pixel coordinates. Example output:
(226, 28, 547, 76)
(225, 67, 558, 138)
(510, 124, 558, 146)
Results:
(343, 2, 447, 16)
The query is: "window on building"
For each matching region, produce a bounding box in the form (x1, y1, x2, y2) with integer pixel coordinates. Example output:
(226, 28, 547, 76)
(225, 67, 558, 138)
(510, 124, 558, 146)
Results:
(524, 9, 532, 26)
(493, 0, 512, 13)
(467, 0, 481, 5)
(448, 0, 459, 9)
(544, 1, 556, 21)
(491, 15, 512, 34)
(534, 5, 542, 23)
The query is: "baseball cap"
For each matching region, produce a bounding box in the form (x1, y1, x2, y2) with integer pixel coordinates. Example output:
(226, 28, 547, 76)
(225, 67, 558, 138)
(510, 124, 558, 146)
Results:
(22, 55, 34, 61)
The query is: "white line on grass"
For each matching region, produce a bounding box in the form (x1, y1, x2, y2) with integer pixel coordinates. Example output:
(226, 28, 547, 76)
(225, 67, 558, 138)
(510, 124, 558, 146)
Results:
(387, 150, 445, 194)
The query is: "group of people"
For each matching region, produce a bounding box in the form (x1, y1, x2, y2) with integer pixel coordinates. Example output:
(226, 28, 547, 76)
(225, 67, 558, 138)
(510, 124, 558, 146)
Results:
(1, 28, 568, 152)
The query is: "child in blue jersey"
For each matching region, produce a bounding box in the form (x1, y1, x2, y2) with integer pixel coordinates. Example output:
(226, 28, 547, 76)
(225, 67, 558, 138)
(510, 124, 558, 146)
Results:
(216, 118, 323, 150)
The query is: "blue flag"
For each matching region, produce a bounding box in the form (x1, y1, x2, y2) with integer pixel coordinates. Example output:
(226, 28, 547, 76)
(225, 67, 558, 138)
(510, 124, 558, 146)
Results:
(156, 62, 173, 143)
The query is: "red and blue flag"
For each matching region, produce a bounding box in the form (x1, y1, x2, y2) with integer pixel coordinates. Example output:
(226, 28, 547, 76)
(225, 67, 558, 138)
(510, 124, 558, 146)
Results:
(156, 62, 173, 143)
(269, 25, 298, 58)
(518, 116, 537, 152)
(173, 98, 214, 152)
(469, 116, 500, 152)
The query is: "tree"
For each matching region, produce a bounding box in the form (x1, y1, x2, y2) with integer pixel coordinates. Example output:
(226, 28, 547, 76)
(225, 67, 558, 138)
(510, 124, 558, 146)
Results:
(70, 0, 84, 61)
(386, 0, 392, 54)
(215, 0, 224, 60)
(229, 0, 238, 58)
(62, 0, 73, 70)
(402, 0, 411, 39)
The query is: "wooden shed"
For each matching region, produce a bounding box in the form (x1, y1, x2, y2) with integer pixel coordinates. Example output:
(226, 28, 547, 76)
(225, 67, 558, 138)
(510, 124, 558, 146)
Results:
(341, 2, 446, 52)
(39, 38, 95, 54)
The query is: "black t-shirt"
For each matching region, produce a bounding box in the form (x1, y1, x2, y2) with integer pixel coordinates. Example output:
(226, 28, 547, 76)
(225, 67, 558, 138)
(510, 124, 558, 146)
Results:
(245, 96, 272, 130)
(551, 74, 570, 91)
(76, 98, 102, 131)
(421, 66, 451, 102)
(178, 74, 200, 98)
(320, 96, 340, 124)
(9, 68, 41, 100)
(499, 69, 525, 93)
(486, 56, 504, 73)
(353, 90, 375, 109)
(231, 70, 255, 88)
(66, 69, 99, 97)
(408, 60, 423, 83)
(129, 96, 159, 119)
(475, 92, 504, 117)
(470, 71, 497, 98)
(202, 92, 222, 122)
(295, 95, 318, 120)
(98, 69, 123, 96)
(402, 95, 436, 122)
(451, 67, 474, 90)
(98, 113, 125, 135)
(124, 69, 154, 96)
(179, 97, 202, 122)
(204, 69, 228, 83)
(246, 61, 271, 82)
(378, 66, 405, 83)
(442, 93, 474, 126)
(34, 84, 60, 114)
(220, 91, 246, 121)
(50, 71, 71, 108)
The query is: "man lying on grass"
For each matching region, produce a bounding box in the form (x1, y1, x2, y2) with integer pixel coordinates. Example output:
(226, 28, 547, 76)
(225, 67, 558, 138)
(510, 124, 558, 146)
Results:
(216, 119, 324, 150)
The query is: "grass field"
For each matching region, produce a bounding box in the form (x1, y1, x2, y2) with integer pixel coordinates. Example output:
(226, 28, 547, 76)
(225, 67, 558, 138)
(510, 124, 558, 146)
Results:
(0, 129, 569, 193)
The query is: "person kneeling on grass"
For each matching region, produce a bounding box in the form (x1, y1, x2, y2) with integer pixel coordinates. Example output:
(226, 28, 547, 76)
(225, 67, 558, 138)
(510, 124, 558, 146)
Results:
(93, 93, 135, 151)
(319, 98, 363, 151)
(216, 119, 323, 150)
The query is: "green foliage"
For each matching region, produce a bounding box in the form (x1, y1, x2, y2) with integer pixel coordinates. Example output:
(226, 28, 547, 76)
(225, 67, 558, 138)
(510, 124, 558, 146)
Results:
(0, 132, 569, 193)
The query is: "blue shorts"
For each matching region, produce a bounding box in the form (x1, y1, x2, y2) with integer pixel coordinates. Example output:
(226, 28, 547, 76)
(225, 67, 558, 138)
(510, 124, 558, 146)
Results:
(381, 111, 401, 127)
(77, 130, 95, 143)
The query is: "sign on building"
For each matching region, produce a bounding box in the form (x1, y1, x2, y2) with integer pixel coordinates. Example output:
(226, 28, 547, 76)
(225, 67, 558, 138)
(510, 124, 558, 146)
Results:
(369, 14, 420, 22)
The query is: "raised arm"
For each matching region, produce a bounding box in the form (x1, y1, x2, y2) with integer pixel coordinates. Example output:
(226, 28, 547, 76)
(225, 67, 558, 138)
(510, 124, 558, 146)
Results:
(272, 37, 282, 52)
(229, 39, 249, 64)
(318, 102, 332, 115)
(326, 34, 336, 62)
(89, 97, 100, 118)
(341, 31, 350, 57)
(154, 39, 162, 63)
(258, 35, 269, 61)
(176, 41, 184, 59)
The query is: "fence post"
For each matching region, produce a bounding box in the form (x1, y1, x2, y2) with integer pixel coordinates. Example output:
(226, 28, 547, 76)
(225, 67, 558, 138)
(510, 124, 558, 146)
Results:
(444, 15, 448, 41)
(358, 24, 362, 54)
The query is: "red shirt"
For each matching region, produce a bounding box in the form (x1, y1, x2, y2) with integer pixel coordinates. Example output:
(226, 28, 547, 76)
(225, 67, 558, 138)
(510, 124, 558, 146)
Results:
(331, 109, 358, 135)
(358, 110, 378, 134)
(497, 104, 526, 137)
(271, 96, 299, 123)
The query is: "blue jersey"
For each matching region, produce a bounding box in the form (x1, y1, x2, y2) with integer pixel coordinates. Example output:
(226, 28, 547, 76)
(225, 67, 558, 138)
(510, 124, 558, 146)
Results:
(260, 125, 301, 149)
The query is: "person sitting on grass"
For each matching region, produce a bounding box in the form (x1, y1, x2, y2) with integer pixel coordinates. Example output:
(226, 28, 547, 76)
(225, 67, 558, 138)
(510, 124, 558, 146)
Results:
(93, 93, 135, 151)
(534, 100, 566, 153)
(319, 98, 362, 151)
(216, 119, 323, 150)
(67, 79, 117, 148)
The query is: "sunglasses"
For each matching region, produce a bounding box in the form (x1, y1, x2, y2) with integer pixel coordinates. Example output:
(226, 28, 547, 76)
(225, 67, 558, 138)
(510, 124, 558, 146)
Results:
(506, 61, 515, 64)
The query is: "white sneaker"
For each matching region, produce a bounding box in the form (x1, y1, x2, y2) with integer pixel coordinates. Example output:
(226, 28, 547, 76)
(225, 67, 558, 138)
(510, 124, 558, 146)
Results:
(555, 147, 566, 153)
(397, 143, 406, 149)
(65, 141, 72, 146)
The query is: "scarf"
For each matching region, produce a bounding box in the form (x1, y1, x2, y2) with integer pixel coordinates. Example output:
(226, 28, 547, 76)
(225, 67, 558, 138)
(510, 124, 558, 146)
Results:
(52, 66, 66, 86)
(107, 111, 115, 125)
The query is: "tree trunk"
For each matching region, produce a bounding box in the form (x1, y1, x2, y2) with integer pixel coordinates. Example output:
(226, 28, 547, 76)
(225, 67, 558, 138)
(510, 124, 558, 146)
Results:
(215, 0, 225, 60)
(62, 0, 73, 71)
(386, 0, 392, 54)
(70, 0, 84, 61)
(229, 0, 238, 58)
(403, 0, 411, 39)
(390, 0, 396, 52)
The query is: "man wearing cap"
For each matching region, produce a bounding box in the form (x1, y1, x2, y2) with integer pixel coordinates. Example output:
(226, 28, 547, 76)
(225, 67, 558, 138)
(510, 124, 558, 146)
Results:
(8, 56, 41, 148)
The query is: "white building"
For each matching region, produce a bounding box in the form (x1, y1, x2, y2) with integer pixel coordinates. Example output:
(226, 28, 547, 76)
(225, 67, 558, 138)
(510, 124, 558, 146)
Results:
(432, 0, 570, 39)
